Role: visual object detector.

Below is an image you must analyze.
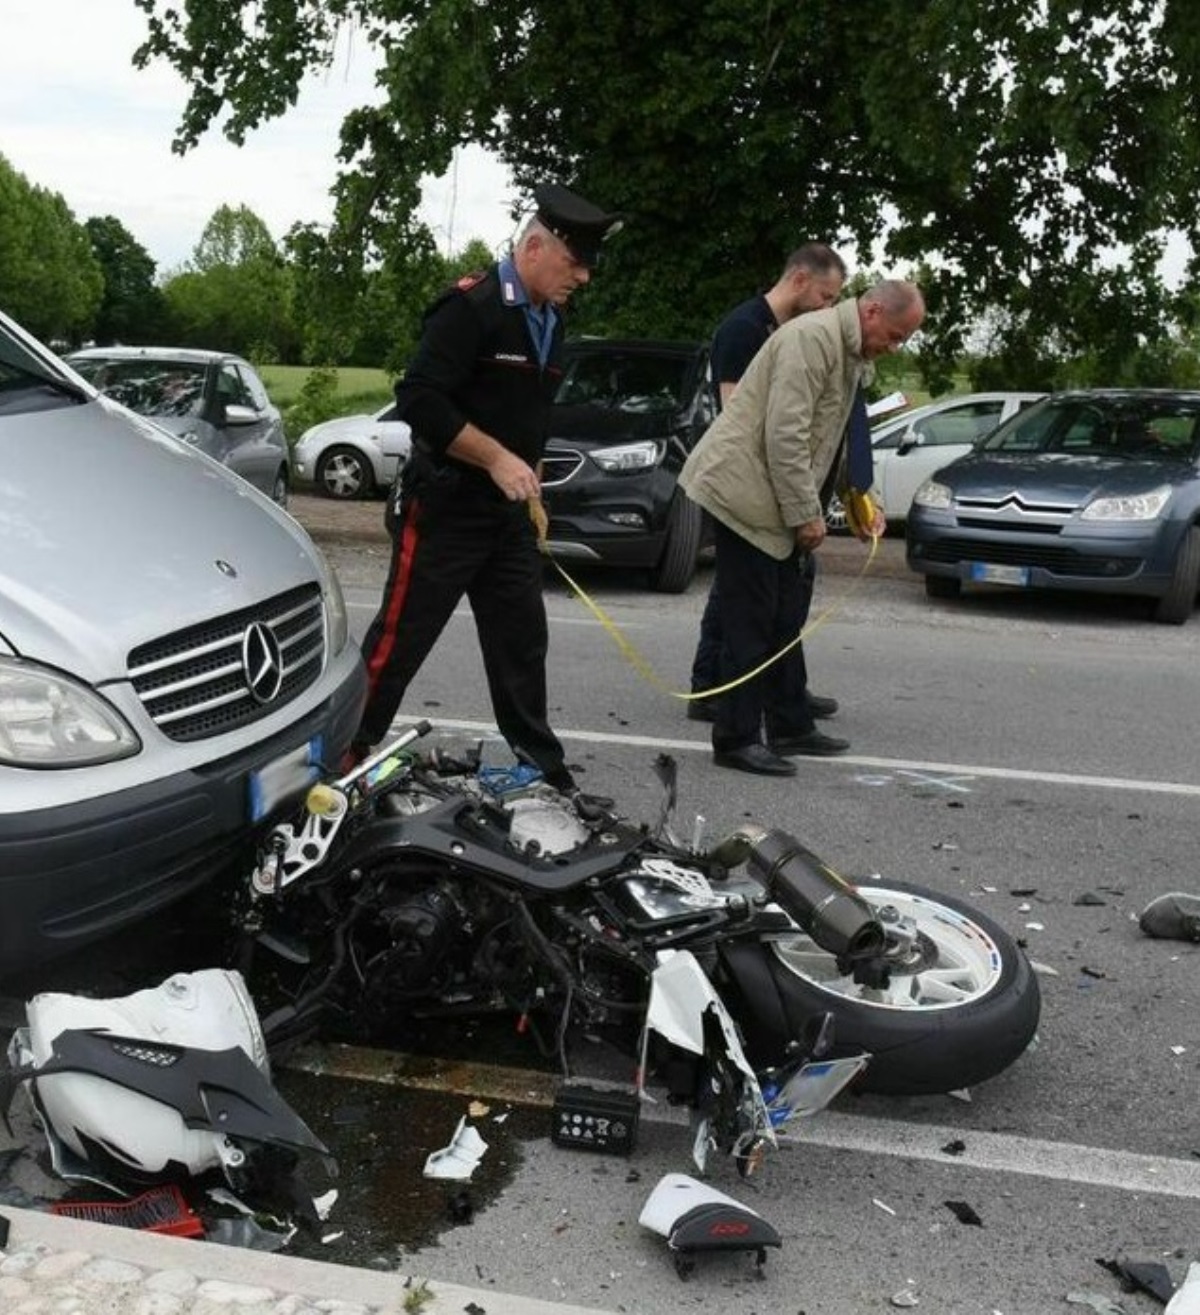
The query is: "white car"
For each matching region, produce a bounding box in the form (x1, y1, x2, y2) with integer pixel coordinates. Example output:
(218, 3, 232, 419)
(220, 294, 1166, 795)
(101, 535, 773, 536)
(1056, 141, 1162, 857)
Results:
(292, 403, 412, 499)
(830, 391, 1045, 529)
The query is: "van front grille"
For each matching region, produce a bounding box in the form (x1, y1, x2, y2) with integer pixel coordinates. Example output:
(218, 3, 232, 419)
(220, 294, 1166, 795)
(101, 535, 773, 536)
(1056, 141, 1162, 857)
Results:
(128, 584, 324, 742)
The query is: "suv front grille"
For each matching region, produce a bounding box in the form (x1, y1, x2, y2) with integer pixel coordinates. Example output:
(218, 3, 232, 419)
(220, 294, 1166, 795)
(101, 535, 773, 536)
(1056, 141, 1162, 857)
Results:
(128, 584, 325, 742)
(542, 447, 585, 486)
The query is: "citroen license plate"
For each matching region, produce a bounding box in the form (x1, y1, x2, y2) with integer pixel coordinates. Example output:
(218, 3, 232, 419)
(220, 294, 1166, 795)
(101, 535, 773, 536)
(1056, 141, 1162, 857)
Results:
(968, 562, 1030, 586)
(249, 736, 323, 822)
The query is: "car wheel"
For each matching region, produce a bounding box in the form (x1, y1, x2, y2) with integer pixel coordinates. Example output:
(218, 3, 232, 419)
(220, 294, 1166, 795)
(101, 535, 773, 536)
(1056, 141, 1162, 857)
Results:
(1154, 525, 1200, 624)
(271, 467, 289, 508)
(650, 493, 703, 593)
(316, 446, 375, 500)
(924, 574, 962, 600)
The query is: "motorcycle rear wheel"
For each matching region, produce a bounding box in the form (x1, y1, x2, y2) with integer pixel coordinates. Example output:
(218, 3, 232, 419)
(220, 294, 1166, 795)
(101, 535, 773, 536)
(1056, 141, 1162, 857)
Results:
(769, 880, 1040, 1095)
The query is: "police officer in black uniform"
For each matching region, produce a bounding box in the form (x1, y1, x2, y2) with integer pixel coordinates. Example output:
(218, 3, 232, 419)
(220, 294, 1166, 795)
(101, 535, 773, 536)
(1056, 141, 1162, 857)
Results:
(349, 183, 623, 792)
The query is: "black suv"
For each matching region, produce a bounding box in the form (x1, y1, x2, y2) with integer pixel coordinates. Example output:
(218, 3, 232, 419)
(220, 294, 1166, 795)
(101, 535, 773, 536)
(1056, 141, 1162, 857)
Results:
(541, 338, 714, 592)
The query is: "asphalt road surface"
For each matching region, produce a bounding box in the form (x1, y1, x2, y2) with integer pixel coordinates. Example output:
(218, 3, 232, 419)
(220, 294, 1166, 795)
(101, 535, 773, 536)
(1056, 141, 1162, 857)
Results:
(5, 498, 1199, 1315)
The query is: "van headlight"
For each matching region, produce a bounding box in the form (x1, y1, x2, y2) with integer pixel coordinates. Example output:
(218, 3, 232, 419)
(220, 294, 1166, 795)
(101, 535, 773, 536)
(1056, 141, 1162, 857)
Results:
(0, 658, 140, 767)
(591, 440, 662, 472)
(322, 566, 350, 655)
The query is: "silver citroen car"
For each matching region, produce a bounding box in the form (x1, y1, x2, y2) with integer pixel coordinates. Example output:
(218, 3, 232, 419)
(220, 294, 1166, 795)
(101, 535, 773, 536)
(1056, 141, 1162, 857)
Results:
(0, 310, 366, 976)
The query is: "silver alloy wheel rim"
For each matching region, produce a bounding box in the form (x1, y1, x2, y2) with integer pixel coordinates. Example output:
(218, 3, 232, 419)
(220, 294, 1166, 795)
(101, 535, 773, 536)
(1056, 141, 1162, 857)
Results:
(325, 452, 367, 497)
(771, 885, 1004, 1010)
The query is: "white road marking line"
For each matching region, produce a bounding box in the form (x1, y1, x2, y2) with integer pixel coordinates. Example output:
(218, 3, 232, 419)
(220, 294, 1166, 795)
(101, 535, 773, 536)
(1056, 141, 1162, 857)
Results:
(290, 1044, 1200, 1202)
(783, 1110, 1200, 1200)
(412, 717, 1200, 798)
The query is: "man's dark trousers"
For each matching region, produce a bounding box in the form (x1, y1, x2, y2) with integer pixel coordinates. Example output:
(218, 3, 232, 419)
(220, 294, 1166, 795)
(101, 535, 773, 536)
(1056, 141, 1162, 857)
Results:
(710, 520, 816, 752)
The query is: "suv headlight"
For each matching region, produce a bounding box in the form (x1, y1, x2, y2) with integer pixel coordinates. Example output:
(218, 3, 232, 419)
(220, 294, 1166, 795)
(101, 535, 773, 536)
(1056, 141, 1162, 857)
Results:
(591, 440, 662, 473)
(1080, 486, 1171, 521)
(0, 658, 140, 767)
(913, 479, 953, 510)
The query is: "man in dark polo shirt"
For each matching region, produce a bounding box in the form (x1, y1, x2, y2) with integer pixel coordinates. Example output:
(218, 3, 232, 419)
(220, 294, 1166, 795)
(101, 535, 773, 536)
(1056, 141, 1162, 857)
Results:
(348, 183, 622, 792)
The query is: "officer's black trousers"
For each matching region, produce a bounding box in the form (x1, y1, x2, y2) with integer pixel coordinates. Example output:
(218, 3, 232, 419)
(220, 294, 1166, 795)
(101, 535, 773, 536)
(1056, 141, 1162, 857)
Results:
(357, 487, 572, 789)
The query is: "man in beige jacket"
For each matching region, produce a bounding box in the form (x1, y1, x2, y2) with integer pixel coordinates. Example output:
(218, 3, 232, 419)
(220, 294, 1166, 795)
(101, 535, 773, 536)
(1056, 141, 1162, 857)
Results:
(678, 280, 925, 776)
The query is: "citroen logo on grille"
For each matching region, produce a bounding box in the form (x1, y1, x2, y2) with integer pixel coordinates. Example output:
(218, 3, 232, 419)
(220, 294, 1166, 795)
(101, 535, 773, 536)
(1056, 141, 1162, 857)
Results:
(242, 622, 283, 704)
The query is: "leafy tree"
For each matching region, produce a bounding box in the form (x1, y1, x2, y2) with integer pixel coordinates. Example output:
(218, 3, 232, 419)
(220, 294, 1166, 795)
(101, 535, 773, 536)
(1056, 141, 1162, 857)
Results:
(84, 215, 165, 344)
(132, 0, 1200, 384)
(161, 205, 298, 358)
(0, 154, 102, 342)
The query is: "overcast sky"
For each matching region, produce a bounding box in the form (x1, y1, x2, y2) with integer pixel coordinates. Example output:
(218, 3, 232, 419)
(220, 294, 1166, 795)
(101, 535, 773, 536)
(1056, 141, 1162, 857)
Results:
(0, 0, 516, 274)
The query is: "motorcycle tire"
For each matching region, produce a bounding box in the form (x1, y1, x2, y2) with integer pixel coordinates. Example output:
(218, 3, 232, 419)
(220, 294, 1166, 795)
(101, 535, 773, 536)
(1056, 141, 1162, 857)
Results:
(760, 880, 1040, 1096)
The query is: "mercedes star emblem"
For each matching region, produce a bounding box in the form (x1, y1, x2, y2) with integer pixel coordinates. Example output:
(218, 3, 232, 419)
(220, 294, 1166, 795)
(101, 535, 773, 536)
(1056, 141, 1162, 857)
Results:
(242, 622, 284, 704)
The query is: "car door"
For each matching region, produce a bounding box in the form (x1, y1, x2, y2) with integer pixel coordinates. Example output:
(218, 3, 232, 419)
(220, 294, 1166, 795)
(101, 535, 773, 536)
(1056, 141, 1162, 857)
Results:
(879, 399, 1009, 518)
(212, 361, 282, 496)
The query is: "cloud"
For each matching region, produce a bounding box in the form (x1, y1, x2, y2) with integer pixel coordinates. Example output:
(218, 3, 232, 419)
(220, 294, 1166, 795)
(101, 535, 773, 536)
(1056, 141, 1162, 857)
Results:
(0, 0, 515, 272)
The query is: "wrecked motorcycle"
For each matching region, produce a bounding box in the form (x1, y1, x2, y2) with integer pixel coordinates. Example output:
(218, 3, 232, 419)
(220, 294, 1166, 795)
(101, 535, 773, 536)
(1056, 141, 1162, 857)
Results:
(236, 721, 1039, 1171)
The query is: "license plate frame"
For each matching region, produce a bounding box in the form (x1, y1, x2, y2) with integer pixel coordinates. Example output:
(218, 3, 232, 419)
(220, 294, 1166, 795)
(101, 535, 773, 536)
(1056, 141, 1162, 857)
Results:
(248, 735, 323, 823)
(968, 561, 1031, 587)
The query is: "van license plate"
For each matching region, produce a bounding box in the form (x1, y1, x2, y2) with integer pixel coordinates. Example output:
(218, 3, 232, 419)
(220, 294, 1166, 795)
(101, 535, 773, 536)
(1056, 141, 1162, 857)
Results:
(249, 736, 323, 822)
(969, 562, 1030, 586)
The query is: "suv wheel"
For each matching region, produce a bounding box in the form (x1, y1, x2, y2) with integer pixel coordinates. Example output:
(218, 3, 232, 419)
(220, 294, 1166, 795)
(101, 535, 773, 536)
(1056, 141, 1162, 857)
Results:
(650, 493, 703, 593)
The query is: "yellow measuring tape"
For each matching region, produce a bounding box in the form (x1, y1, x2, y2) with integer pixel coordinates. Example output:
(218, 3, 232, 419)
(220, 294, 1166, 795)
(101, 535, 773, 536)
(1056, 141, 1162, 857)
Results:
(530, 494, 879, 704)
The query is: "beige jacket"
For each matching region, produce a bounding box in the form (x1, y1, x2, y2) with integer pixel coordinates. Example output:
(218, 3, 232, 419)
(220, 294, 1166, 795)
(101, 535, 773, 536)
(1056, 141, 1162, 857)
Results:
(679, 299, 866, 559)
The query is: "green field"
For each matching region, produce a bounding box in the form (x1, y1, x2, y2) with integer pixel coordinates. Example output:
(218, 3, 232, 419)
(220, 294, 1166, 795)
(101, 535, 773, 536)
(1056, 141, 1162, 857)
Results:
(260, 364, 394, 409)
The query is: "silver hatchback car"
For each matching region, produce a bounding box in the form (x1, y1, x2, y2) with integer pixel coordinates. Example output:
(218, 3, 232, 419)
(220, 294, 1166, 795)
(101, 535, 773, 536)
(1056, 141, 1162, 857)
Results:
(0, 312, 366, 975)
(66, 345, 292, 505)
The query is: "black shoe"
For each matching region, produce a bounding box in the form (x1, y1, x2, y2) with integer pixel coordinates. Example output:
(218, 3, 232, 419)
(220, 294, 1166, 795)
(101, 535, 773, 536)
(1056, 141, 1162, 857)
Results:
(770, 730, 850, 757)
(806, 692, 839, 719)
(686, 699, 717, 722)
(713, 744, 798, 776)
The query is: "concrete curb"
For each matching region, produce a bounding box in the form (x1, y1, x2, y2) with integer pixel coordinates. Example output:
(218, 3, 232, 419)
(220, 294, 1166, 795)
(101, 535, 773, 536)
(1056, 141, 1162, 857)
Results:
(2, 1202, 618, 1314)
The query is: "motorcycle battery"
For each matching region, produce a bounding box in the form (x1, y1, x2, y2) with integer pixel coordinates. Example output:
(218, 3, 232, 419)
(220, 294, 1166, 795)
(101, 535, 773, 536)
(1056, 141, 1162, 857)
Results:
(551, 1083, 639, 1156)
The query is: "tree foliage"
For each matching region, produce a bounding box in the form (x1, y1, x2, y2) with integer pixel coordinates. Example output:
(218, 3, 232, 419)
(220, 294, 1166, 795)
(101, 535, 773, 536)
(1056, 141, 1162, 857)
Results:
(84, 216, 166, 344)
(0, 154, 103, 342)
(131, 0, 1200, 384)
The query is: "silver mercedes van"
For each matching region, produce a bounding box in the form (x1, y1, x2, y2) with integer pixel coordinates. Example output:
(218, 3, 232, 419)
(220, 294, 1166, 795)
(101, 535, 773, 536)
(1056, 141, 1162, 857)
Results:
(0, 309, 366, 975)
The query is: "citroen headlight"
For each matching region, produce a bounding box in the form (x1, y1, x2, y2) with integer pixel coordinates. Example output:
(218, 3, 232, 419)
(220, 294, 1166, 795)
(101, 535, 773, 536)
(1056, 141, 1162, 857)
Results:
(913, 479, 953, 510)
(1080, 486, 1171, 521)
(591, 440, 662, 473)
(321, 563, 350, 655)
(0, 658, 140, 767)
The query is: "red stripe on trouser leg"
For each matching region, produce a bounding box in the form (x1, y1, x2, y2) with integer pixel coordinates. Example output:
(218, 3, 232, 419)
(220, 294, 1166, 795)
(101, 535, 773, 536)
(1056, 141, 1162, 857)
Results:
(364, 500, 421, 698)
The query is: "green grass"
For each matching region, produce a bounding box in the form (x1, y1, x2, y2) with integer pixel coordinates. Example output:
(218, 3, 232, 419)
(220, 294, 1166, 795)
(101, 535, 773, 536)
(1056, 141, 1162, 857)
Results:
(259, 364, 394, 409)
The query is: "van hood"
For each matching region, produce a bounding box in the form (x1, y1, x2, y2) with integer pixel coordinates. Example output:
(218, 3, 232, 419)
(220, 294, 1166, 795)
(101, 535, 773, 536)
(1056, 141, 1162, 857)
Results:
(0, 399, 323, 683)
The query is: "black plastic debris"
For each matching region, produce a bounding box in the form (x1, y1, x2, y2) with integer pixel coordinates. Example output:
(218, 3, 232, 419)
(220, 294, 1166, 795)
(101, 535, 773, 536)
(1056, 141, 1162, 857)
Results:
(944, 1200, 983, 1226)
(1139, 892, 1200, 942)
(0, 1211, 9, 1249)
(1080, 966, 1107, 980)
(1074, 892, 1108, 907)
(1096, 1256, 1176, 1304)
(941, 1138, 967, 1156)
(447, 1189, 475, 1224)
(1011, 887, 1038, 898)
